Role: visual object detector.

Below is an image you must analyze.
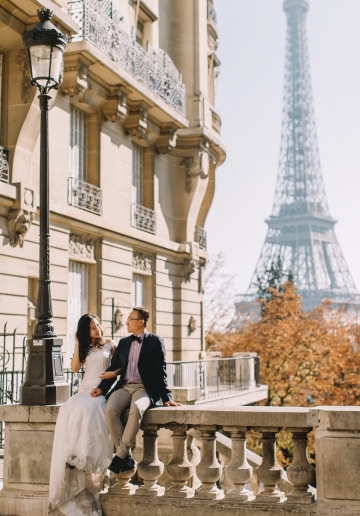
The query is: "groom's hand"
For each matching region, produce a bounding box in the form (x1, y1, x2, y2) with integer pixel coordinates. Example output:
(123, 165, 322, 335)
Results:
(90, 388, 102, 397)
(164, 400, 182, 407)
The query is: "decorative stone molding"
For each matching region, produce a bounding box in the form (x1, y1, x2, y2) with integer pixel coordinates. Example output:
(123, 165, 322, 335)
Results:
(6, 209, 35, 248)
(132, 251, 153, 274)
(16, 50, 32, 102)
(60, 59, 90, 99)
(183, 258, 196, 282)
(123, 106, 148, 140)
(188, 316, 197, 334)
(180, 157, 194, 193)
(102, 89, 127, 122)
(13, 183, 36, 213)
(113, 308, 124, 332)
(6, 182, 37, 248)
(182, 242, 199, 282)
(155, 126, 177, 154)
(180, 142, 214, 193)
(69, 233, 96, 263)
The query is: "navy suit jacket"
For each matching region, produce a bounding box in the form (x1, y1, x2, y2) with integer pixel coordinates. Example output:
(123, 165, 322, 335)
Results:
(97, 332, 173, 406)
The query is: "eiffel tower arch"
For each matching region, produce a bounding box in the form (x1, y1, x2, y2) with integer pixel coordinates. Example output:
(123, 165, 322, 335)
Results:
(240, 0, 360, 313)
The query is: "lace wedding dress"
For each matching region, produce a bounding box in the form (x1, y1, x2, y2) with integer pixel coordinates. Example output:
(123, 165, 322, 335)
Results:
(48, 341, 116, 516)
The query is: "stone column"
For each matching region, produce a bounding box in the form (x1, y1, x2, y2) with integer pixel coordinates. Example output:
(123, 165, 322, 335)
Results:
(223, 426, 255, 501)
(165, 424, 194, 498)
(256, 431, 285, 502)
(194, 425, 224, 500)
(136, 425, 165, 496)
(286, 430, 315, 504)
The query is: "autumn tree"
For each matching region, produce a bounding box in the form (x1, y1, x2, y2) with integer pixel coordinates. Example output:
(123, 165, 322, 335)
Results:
(211, 281, 360, 407)
(254, 256, 294, 307)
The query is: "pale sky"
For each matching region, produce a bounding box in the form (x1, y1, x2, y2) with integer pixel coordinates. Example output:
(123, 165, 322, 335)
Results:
(206, 0, 360, 295)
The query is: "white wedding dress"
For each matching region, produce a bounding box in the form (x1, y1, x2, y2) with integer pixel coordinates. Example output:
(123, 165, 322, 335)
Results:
(48, 341, 116, 516)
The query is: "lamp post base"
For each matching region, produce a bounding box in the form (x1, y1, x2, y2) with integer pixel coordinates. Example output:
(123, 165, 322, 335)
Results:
(20, 338, 69, 405)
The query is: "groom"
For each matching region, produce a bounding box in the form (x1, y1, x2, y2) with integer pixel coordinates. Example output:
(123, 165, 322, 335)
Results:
(90, 307, 180, 474)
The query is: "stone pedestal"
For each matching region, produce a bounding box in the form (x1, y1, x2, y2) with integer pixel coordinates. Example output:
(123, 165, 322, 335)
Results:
(0, 404, 59, 516)
(315, 407, 360, 504)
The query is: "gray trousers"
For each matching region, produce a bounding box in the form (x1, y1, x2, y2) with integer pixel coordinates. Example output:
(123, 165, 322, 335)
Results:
(105, 383, 151, 458)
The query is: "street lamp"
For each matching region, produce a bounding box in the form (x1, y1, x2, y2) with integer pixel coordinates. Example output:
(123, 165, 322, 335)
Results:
(20, 9, 69, 405)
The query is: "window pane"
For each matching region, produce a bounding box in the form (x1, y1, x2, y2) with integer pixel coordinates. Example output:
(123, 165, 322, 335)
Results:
(66, 261, 89, 365)
(132, 274, 145, 307)
(132, 143, 143, 204)
(70, 106, 87, 180)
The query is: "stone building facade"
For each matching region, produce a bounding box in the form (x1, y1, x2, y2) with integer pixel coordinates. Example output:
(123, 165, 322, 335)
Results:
(0, 0, 225, 367)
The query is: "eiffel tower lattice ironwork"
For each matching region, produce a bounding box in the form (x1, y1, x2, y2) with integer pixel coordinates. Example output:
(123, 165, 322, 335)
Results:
(243, 0, 360, 312)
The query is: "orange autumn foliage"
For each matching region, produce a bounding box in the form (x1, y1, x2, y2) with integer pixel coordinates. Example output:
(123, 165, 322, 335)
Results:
(207, 282, 360, 407)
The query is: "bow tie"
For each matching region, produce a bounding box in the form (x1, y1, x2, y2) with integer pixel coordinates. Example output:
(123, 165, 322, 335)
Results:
(132, 335, 142, 343)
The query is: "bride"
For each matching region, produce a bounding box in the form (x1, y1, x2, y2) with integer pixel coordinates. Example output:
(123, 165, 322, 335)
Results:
(48, 314, 119, 515)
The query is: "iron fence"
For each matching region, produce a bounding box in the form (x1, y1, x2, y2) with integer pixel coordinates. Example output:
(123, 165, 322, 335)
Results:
(0, 322, 261, 446)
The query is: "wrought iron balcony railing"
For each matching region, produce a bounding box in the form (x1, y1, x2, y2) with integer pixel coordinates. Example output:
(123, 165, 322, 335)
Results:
(67, 0, 186, 116)
(0, 147, 9, 184)
(67, 176, 102, 215)
(167, 355, 260, 400)
(195, 226, 207, 250)
(131, 203, 156, 234)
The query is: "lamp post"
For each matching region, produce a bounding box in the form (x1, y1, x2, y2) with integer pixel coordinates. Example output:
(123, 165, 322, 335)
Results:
(20, 9, 69, 405)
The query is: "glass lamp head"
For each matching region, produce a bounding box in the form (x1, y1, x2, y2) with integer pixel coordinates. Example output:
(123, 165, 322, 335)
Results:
(22, 9, 67, 94)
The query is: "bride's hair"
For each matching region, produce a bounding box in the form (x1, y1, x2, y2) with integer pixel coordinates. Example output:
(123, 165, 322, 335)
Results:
(76, 313, 103, 363)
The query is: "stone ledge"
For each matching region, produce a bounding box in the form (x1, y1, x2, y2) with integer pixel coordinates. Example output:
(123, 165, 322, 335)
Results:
(0, 404, 59, 423)
(143, 405, 314, 429)
(312, 406, 360, 431)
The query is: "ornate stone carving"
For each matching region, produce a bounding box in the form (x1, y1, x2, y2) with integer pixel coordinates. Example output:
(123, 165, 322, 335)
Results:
(60, 61, 90, 99)
(155, 127, 177, 154)
(16, 51, 32, 102)
(133, 251, 152, 274)
(7, 209, 34, 248)
(180, 142, 213, 193)
(124, 107, 148, 139)
(188, 316, 197, 334)
(69, 234, 95, 262)
(102, 89, 127, 122)
(183, 258, 196, 282)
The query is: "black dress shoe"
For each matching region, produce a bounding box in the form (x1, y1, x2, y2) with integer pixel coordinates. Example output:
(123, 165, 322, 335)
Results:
(121, 455, 136, 471)
(109, 455, 136, 474)
(108, 455, 123, 474)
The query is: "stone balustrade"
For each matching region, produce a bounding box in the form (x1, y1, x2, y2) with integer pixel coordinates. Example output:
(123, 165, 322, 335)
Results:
(102, 405, 360, 516)
(0, 404, 360, 515)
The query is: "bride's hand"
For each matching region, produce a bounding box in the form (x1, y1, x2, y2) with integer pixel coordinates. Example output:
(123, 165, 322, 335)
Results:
(90, 388, 102, 397)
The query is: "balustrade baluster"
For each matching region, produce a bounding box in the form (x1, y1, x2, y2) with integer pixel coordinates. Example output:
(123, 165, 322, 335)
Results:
(195, 425, 224, 500)
(256, 430, 286, 502)
(105, 469, 138, 495)
(286, 430, 315, 504)
(223, 426, 255, 501)
(136, 425, 165, 496)
(165, 424, 194, 498)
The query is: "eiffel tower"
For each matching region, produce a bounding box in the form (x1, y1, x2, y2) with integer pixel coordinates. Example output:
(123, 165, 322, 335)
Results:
(241, 0, 360, 312)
